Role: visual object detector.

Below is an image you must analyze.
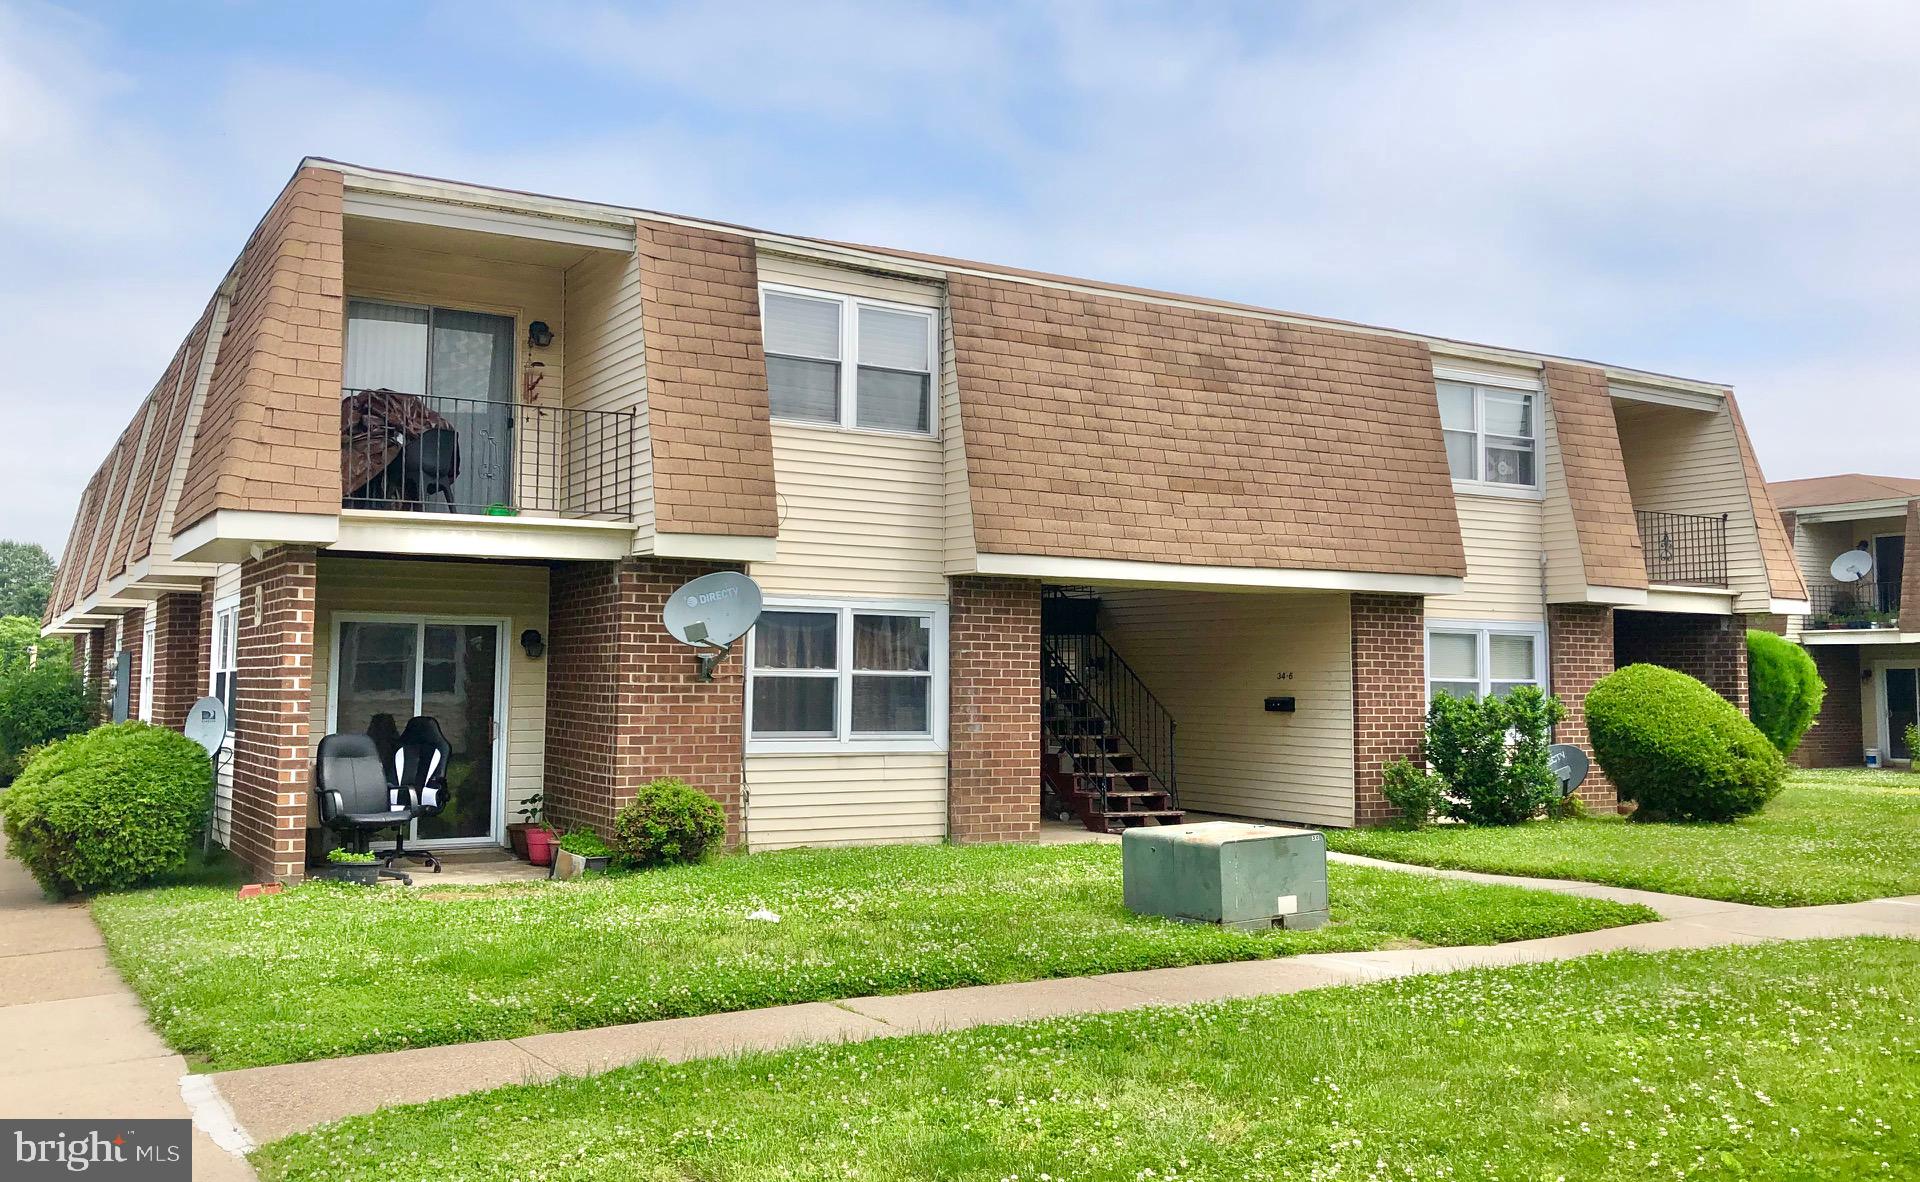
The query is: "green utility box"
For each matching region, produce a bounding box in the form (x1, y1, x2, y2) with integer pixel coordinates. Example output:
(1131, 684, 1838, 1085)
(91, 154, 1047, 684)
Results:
(1122, 821, 1329, 931)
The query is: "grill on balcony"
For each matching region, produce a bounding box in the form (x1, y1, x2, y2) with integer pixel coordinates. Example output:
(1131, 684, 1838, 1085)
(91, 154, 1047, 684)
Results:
(1636, 509, 1729, 587)
(1806, 582, 1901, 631)
(340, 388, 637, 520)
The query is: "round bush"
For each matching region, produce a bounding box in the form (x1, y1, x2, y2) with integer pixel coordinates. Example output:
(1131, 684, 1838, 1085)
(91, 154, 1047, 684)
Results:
(0, 661, 94, 785)
(611, 777, 726, 869)
(0, 722, 211, 895)
(1746, 629, 1825, 756)
(1586, 664, 1786, 823)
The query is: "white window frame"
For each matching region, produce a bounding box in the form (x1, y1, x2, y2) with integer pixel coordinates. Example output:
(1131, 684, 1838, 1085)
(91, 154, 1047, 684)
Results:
(138, 613, 156, 723)
(210, 599, 240, 749)
(1424, 619, 1548, 704)
(744, 597, 949, 754)
(1435, 365, 1542, 499)
(759, 283, 940, 439)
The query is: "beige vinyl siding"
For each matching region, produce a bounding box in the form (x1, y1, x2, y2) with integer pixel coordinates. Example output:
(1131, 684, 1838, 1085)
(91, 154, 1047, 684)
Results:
(744, 753, 947, 850)
(309, 557, 549, 839)
(1097, 590, 1355, 827)
(1540, 391, 1590, 601)
(756, 251, 943, 309)
(344, 238, 566, 513)
(939, 296, 976, 573)
(209, 563, 242, 847)
(563, 249, 654, 544)
(1614, 399, 1768, 610)
(1428, 493, 1545, 621)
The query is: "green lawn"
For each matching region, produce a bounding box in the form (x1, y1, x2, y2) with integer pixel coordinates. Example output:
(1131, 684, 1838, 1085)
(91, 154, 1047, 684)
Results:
(1327, 768, 1920, 906)
(92, 842, 1651, 1071)
(251, 937, 1920, 1181)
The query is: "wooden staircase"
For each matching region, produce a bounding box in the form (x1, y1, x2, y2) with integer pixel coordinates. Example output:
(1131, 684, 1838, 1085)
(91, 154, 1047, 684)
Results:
(1041, 626, 1184, 835)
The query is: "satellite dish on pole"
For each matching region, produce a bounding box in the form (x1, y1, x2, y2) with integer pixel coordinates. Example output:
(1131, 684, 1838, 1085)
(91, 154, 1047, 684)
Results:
(1830, 549, 1874, 583)
(663, 571, 764, 681)
(1547, 744, 1590, 798)
(184, 696, 229, 756)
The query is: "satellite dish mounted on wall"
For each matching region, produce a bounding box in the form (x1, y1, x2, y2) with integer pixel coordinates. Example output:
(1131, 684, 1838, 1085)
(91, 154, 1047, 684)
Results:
(1829, 549, 1874, 583)
(663, 571, 765, 682)
(184, 696, 229, 757)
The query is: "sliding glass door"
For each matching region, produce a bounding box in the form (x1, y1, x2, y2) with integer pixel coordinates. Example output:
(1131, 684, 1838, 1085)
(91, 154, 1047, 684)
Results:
(332, 617, 504, 844)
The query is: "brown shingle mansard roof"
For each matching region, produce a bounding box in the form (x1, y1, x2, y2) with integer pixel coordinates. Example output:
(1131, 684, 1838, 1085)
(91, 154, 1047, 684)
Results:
(1767, 472, 1920, 511)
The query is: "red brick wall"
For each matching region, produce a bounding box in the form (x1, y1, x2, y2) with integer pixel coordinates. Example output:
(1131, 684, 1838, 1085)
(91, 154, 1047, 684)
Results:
(948, 576, 1041, 842)
(1795, 644, 1863, 768)
(544, 558, 746, 843)
(1351, 593, 1426, 826)
(1546, 604, 1619, 809)
(227, 547, 317, 883)
(1614, 610, 1748, 710)
(149, 590, 205, 733)
(80, 627, 108, 717)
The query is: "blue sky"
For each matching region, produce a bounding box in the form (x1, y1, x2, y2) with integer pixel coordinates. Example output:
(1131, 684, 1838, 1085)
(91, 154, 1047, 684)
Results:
(4, 0, 1917, 554)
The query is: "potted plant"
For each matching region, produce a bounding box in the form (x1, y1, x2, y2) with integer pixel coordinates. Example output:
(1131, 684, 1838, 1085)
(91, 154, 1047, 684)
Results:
(508, 793, 545, 859)
(553, 829, 613, 880)
(322, 847, 381, 885)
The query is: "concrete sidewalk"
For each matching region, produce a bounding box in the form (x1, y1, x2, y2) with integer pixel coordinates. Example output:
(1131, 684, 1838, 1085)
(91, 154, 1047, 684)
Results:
(0, 835, 257, 1181)
(204, 869, 1920, 1145)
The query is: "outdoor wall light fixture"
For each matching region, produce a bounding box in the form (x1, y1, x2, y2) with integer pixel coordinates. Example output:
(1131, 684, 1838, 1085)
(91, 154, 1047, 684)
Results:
(527, 321, 554, 348)
(521, 629, 546, 659)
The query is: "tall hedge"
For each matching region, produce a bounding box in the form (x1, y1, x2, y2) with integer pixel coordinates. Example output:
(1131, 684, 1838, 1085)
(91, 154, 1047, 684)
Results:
(0, 722, 211, 895)
(1587, 664, 1785, 823)
(1746, 629, 1825, 756)
(0, 661, 94, 784)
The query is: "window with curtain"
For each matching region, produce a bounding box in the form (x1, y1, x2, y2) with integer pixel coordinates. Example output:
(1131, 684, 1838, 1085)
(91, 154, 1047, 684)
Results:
(344, 300, 514, 402)
(747, 602, 945, 746)
(1426, 622, 1545, 702)
(761, 286, 936, 435)
(1436, 376, 1538, 490)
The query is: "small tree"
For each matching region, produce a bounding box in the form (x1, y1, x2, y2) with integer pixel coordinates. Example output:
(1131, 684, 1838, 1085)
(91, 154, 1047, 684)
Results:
(0, 615, 71, 675)
(0, 542, 56, 620)
(0, 662, 94, 784)
(1423, 686, 1566, 826)
(1746, 629, 1825, 756)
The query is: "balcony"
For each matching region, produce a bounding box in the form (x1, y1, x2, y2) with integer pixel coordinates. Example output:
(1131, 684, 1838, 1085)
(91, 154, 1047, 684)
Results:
(340, 389, 638, 521)
(1636, 509, 1728, 587)
(1805, 582, 1902, 632)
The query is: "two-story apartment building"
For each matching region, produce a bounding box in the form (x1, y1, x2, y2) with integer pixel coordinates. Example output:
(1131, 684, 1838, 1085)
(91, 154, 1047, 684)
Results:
(43, 161, 1806, 882)
(1769, 473, 1920, 767)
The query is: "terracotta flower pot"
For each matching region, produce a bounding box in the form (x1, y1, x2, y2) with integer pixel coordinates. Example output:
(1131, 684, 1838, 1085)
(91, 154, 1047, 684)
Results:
(524, 827, 558, 867)
(507, 823, 532, 859)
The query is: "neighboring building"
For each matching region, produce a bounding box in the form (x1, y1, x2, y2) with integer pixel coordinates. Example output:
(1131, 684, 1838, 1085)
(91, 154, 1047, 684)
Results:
(1768, 473, 1920, 767)
(43, 160, 1806, 881)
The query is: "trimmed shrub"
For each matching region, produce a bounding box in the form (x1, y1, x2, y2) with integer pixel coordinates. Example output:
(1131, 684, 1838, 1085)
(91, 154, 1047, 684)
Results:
(0, 722, 211, 895)
(1379, 757, 1446, 828)
(1587, 664, 1786, 823)
(0, 661, 94, 785)
(611, 777, 726, 869)
(1424, 685, 1566, 826)
(1746, 629, 1825, 756)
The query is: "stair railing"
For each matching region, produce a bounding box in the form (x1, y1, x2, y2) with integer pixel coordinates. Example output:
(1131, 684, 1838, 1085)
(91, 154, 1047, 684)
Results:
(1041, 629, 1178, 812)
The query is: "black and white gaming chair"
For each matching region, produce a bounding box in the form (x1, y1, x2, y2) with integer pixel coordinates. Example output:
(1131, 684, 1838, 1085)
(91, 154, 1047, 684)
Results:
(388, 716, 452, 872)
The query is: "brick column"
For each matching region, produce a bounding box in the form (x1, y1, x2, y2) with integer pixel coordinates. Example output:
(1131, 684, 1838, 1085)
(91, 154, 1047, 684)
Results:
(948, 576, 1041, 843)
(1547, 604, 1618, 809)
(1795, 644, 1863, 768)
(80, 627, 108, 716)
(227, 547, 316, 883)
(1902, 501, 1920, 626)
(149, 590, 205, 733)
(1351, 593, 1426, 826)
(1614, 610, 1748, 710)
(121, 608, 146, 722)
(544, 558, 746, 843)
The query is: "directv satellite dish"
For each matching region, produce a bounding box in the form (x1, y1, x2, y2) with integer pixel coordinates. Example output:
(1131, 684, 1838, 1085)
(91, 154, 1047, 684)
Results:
(1547, 744, 1590, 798)
(184, 696, 229, 756)
(1830, 549, 1874, 583)
(663, 571, 764, 681)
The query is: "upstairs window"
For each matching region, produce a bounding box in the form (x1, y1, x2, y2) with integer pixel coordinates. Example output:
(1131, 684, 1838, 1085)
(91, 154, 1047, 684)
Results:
(761, 287, 937, 435)
(1436, 373, 1538, 491)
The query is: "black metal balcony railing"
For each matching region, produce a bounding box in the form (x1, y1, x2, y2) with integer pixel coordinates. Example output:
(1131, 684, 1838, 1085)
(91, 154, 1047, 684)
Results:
(340, 389, 638, 520)
(1806, 582, 1902, 631)
(1636, 509, 1729, 587)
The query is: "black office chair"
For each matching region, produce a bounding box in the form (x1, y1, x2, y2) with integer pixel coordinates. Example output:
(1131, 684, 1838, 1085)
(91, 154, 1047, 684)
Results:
(365, 713, 402, 773)
(394, 428, 461, 512)
(389, 716, 452, 873)
(315, 733, 415, 884)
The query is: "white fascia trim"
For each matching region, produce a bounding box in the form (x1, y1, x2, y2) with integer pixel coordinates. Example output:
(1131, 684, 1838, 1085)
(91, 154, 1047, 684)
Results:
(1789, 498, 1916, 525)
(310, 161, 1735, 396)
(1607, 382, 1725, 412)
(1641, 586, 1738, 616)
(972, 552, 1465, 595)
(1769, 598, 1812, 616)
(332, 510, 635, 561)
(172, 510, 341, 564)
(1802, 629, 1920, 647)
(649, 532, 780, 562)
(342, 189, 635, 253)
(1572, 584, 1651, 606)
